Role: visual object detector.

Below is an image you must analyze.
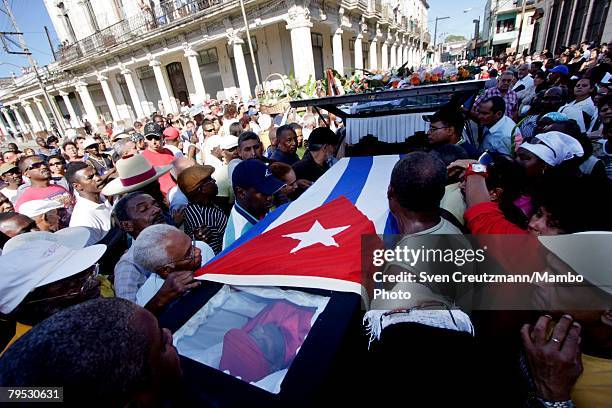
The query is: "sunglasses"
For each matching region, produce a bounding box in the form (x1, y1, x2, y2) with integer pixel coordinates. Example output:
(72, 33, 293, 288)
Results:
(203, 128, 215, 132)
(27, 161, 47, 172)
(49, 161, 64, 166)
(145, 135, 161, 141)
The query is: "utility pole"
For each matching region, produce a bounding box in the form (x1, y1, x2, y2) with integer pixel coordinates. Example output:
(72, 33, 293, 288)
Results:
(1, 0, 65, 134)
(433, 16, 450, 48)
(44, 26, 56, 62)
(515, 0, 528, 56)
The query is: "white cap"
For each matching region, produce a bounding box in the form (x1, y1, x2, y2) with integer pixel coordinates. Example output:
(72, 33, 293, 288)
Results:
(65, 128, 78, 140)
(220, 135, 239, 150)
(3, 227, 92, 254)
(18, 199, 64, 218)
(83, 137, 99, 149)
(0, 240, 107, 314)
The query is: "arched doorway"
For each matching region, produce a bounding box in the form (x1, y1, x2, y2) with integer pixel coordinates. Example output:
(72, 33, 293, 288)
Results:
(166, 62, 190, 105)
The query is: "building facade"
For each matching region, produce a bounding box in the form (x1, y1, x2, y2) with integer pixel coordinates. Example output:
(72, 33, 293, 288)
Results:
(0, 0, 430, 138)
(530, 0, 611, 55)
(482, 0, 538, 56)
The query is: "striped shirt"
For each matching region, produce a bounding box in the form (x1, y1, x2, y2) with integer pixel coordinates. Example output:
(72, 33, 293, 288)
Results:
(183, 203, 228, 254)
(223, 202, 259, 250)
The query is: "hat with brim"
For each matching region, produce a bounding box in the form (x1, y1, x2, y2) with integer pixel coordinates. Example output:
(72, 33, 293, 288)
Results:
(101, 154, 172, 196)
(538, 232, 612, 296)
(3, 227, 92, 254)
(0, 163, 18, 175)
(83, 137, 99, 149)
(177, 165, 215, 195)
(112, 131, 131, 141)
(18, 199, 64, 218)
(0, 241, 107, 314)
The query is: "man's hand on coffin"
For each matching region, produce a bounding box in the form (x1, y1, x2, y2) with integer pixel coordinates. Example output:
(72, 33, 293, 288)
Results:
(146, 271, 201, 316)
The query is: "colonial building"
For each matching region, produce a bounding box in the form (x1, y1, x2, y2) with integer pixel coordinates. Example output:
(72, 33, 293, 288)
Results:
(0, 0, 430, 138)
(529, 0, 612, 55)
(482, 0, 538, 56)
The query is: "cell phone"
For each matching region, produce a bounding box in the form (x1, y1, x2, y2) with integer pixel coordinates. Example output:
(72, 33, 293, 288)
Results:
(478, 151, 494, 166)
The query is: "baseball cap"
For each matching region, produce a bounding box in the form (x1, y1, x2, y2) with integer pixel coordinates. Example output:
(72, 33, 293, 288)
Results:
(177, 165, 215, 195)
(220, 136, 239, 150)
(0, 240, 107, 314)
(143, 122, 163, 137)
(549, 65, 569, 75)
(3, 227, 92, 254)
(163, 127, 180, 140)
(18, 199, 64, 218)
(0, 163, 18, 175)
(232, 160, 284, 196)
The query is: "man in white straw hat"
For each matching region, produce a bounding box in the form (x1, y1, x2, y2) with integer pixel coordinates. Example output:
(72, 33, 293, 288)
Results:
(101, 154, 172, 206)
(17, 199, 64, 232)
(0, 239, 106, 353)
(83, 137, 114, 179)
(2, 226, 92, 254)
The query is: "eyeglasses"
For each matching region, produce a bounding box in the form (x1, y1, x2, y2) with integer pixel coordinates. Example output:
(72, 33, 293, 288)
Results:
(27, 161, 47, 172)
(429, 126, 450, 132)
(25, 263, 99, 304)
(162, 236, 197, 269)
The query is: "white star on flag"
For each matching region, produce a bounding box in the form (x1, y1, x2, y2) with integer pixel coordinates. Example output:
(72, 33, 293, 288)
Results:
(282, 221, 351, 254)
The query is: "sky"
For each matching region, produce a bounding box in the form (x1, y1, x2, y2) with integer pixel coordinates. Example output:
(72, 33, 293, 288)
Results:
(0, 0, 483, 78)
(427, 0, 486, 44)
(0, 0, 59, 78)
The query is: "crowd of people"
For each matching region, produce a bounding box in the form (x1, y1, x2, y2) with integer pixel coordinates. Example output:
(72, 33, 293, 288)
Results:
(0, 39, 610, 406)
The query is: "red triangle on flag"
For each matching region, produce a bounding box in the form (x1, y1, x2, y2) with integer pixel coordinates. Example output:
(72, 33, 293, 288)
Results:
(194, 196, 377, 295)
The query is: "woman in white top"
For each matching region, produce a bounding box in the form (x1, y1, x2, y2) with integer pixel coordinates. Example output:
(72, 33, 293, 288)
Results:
(559, 77, 597, 132)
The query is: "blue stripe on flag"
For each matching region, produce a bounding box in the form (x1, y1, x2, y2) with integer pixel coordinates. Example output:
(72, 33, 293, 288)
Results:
(323, 156, 373, 204)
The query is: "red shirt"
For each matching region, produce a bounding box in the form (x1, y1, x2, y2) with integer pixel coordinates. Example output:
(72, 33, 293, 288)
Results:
(14, 185, 73, 212)
(464, 202, 527, 235)
(140, 148, 176, 196)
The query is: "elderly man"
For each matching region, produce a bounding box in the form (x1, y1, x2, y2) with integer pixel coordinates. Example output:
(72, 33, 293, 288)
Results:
(471, 70, 518, 120)
(513, 63, 535, 101)
(224, 159, 284, 249)
(0, 163, 23, 204)
(133, 224, 214, 315)
(270, 125, 299, 165)
(14, 156, 73, 213)
(477, 96, 517, 155)
(0, 238, 106, 352)
(17, 199, 63, 232)
(112, 137, 138, 161)
(0, 298, 182, 406)
(66, 162, 112, 244)
(364, 152, 473, 404)
(140, 122, 176, 196)
(113, 192, 166, 302)
(178, 165, 228, 254)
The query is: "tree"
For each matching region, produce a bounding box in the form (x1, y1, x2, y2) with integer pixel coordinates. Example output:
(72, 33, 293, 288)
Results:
(445, 35, 467, 43)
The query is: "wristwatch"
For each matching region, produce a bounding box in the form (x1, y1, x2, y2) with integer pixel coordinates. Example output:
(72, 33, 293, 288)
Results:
(465, 163, 488, 178)
(537, 398, 575, 408)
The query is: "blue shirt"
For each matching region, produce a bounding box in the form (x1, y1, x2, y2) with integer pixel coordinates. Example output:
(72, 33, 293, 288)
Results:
(270, 149, 300, 165)
(480, 115, 516, 155)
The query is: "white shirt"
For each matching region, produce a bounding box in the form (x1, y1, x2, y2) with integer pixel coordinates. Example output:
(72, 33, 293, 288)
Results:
(559, 97, 596, 133)
(481, 115, 516, 155)
(68, 194, 112, 245)
(165, 144, 184, 157)
(135, 241, 215, 307)
(512, 75, 534, 92)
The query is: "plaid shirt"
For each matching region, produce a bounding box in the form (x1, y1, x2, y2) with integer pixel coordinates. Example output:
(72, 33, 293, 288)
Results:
(472, 87, 519, 119)
(114, 245, 152, 303)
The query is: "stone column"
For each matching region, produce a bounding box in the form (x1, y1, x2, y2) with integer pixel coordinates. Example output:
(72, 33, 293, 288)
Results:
(60, 90, 82, 128)
(75, 81, 99, 125)
(368, 38, 378, 70)
(390, 40, 397, 68)
(332, 28, 344, 75)
(22, 101, 42, 134)
(397, 40, 404, 66)
(184, 44, 206, 103)
(33, 97, 52, 130)
(120, 67, 146, 119)
(227, 32, 252, 99)
(2, 108, 18, 134)
(0, 116, 8, 137)
(381, 40, 389, 70)
(354, 34, 364, 71)
(285, 5, 316, 84)
(97, 74, 121, 122)
(13, 107, 30, 136)
(149, 58, 174, 115)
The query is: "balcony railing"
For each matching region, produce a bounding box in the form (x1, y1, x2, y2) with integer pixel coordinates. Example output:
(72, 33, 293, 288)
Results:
(58, 0, 224, 65)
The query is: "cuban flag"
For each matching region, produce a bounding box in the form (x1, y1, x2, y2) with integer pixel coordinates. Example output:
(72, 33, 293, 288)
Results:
(194, 155, 402, 296)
